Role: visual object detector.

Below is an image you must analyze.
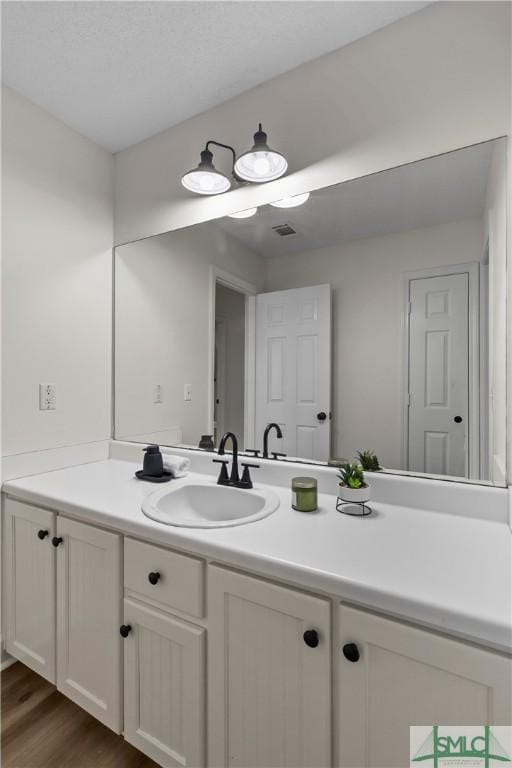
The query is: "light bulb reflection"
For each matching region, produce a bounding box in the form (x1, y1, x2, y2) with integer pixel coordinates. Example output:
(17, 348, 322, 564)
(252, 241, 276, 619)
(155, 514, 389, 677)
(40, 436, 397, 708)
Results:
(228, 207, 258, 219)
(270, 192, 310, 208)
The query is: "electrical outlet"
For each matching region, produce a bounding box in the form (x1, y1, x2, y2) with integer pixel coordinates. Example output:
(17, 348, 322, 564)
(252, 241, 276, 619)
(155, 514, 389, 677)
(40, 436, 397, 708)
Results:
(154, 384, 163, 404)
(39, 383, 56, 411)
(184, 384, 192, 402)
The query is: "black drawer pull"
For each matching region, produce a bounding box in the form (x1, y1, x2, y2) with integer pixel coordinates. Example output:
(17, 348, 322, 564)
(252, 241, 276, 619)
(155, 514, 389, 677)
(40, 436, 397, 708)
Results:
(303, 629, 319, 648)
(148, 571, 161, 585)
(38, 529, 49, 540)
(52, 536, 63, 547)
(120, 624, 132, 638)
(342, 643, 360, 662)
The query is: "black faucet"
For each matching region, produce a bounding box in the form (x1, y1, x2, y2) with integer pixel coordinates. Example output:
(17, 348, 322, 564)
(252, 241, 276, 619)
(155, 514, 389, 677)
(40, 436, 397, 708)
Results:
(217, 432, 240, 483)
(262, 423, 284, 459)
(214, 432, 259, 489)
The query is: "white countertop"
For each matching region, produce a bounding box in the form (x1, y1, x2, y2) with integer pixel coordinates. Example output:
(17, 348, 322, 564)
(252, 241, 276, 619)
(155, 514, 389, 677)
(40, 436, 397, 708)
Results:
(3, 458, 511, 653)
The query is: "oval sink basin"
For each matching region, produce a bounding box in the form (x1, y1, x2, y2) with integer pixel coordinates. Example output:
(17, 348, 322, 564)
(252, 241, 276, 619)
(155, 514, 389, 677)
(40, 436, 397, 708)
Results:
(142, 481, 280, 528)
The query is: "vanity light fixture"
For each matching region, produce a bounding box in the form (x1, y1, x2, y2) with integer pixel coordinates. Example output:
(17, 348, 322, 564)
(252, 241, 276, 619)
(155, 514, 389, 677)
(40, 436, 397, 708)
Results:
(270, 192, 310, 208)
(234, 123, 288, 183)
(227, 207, 258, 219)
(181, 141, 235, 195)
(182, 125, 288, 195)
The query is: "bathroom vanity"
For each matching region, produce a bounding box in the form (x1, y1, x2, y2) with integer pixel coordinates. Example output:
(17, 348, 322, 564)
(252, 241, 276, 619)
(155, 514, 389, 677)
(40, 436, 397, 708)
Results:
(2, 450, 511, 768)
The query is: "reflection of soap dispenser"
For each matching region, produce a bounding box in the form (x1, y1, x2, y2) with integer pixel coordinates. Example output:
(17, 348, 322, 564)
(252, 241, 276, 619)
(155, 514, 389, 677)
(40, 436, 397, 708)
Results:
(142, 444, 164, 477)
(199, 434, 214, 451)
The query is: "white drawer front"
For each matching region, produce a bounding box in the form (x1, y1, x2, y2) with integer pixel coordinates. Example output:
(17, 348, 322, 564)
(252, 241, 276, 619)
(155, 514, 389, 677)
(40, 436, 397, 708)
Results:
(124, 537, 204, 618)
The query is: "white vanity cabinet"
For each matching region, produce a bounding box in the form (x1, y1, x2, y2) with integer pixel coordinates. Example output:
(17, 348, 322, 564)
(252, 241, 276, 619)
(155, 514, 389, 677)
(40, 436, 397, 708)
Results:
(3, 499, 123, 733)
(123, 599, 205, 768)
(3, 499, 56, 683)
(3, 496, 512, 768)
(55, 516, 122, 733)
(337, 604, 512, 768)
(122, 538, 206, 768)
(207, 565, 332, 768)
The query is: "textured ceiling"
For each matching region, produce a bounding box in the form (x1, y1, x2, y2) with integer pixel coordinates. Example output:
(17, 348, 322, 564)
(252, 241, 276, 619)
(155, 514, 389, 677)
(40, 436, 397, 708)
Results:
(2, 1, 430, 152)
(216, 141, 495, 258)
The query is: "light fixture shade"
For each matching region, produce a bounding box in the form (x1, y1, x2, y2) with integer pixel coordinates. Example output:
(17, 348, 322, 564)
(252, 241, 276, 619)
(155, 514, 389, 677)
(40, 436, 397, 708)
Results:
(234, 124, 288, 183)
(270, 192, 310, 209)
(181, 148, 231, 195)
(228, 207, 258, 219)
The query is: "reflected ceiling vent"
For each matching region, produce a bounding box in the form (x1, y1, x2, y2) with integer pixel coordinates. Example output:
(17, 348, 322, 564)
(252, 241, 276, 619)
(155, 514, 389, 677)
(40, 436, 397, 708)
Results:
(272, 223, 297, 237)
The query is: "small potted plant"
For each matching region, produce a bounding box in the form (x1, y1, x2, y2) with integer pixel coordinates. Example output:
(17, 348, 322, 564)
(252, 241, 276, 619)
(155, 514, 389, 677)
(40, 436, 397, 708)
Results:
(356, 450, 381, 472)
(337, 462, 371, 504)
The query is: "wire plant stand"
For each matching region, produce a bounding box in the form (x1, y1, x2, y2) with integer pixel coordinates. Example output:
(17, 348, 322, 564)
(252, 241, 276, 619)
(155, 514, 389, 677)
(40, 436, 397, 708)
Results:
(336, 497, 372, 517)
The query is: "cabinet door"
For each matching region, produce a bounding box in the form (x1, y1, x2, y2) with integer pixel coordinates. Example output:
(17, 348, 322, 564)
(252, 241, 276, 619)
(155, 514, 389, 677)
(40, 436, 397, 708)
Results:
(123, 598, 205, 768)
(337, 604, 512, 768)
(56, 516, 122, 733)
(3, 499, 56, 682)
(208, 565, 331, 768)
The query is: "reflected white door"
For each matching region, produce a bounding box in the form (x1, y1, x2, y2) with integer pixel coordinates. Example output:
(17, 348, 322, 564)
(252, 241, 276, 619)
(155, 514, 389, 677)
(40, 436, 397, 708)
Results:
(408, 273, 468, 476)
(254, 285, 331, 461)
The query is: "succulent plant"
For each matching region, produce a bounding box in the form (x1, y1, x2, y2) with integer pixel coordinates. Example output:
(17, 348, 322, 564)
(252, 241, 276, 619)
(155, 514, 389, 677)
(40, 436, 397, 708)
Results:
(338, 462, 367, 489)
(356, 450, 381, 472)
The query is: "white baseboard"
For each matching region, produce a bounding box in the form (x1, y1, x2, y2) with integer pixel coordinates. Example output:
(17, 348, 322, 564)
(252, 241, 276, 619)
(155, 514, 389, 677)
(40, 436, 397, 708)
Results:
(1, 651, 16, 671)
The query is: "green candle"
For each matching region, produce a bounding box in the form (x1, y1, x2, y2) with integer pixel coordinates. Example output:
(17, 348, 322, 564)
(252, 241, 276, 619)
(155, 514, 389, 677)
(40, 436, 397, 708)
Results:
(292, 477, 318, 512)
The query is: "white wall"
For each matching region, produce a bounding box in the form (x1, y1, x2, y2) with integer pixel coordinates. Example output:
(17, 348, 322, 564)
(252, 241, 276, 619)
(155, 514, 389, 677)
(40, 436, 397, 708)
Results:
(114, 2, 510, 245)
(1, 86, 114, 457)
(265, 217, 485, 469)
(215, 284, 246, 443)
(115, 224, 262, 445)
(485, 140, 508, 484)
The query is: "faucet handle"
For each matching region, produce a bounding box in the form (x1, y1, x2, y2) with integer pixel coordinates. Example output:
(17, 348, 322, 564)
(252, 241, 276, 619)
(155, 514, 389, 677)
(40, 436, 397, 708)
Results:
(240, 463, 259, 489)
(244, 448, 261, 458)
(213, 458, 230, 485)
(271, 452, 287, 460)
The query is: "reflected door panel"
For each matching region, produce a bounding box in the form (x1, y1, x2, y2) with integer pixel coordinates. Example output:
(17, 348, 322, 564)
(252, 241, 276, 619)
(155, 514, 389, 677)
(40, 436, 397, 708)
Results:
(408, 273, 469, 477)
(254, 285, 331, 461)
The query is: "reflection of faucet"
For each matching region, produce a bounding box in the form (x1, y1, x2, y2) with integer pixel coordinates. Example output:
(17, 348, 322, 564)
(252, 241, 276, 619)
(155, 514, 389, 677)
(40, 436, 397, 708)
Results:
(214, 432, 259, 489)
(263, 423, 284, 459)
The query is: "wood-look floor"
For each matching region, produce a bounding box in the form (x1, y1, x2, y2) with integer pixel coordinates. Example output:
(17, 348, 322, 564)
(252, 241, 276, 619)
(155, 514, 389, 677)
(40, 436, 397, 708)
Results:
(1, 662, 159, 768)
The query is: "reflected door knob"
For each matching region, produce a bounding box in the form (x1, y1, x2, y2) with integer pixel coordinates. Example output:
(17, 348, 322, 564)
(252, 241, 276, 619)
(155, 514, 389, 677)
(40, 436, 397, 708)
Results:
(148, 571, 161, 585)
(38, 529, 49, 540)
(303, 629, 319, 648)
(317, 412, 327, 422)
(454, 416, 463, 424)
(342, 643, 360, 662)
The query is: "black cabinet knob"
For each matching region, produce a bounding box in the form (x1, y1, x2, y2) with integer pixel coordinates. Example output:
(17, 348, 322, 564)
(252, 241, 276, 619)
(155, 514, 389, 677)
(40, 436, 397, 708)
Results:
(148, 571, 161, 585)
(454, 416, 463, 424)
(52, 536, 63, 547)
(342, 642, 360, 662)
(317, 412, 327, 422)
(303, 629, 319, 648)
(120, 624, 132, 638)
(38, 529, 49, 540)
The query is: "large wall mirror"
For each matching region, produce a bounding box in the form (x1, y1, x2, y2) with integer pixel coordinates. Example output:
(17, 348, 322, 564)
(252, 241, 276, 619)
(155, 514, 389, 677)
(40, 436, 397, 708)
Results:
(115, 138, 508, 486)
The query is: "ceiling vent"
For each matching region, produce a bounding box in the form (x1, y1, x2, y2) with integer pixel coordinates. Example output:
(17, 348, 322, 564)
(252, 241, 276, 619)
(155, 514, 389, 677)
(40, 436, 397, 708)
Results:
(272, 223, 297, 237)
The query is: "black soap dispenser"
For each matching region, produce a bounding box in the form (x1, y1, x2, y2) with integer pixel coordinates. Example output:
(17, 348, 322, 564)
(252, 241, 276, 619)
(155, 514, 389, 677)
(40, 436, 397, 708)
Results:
(135, 444, 172, 483)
